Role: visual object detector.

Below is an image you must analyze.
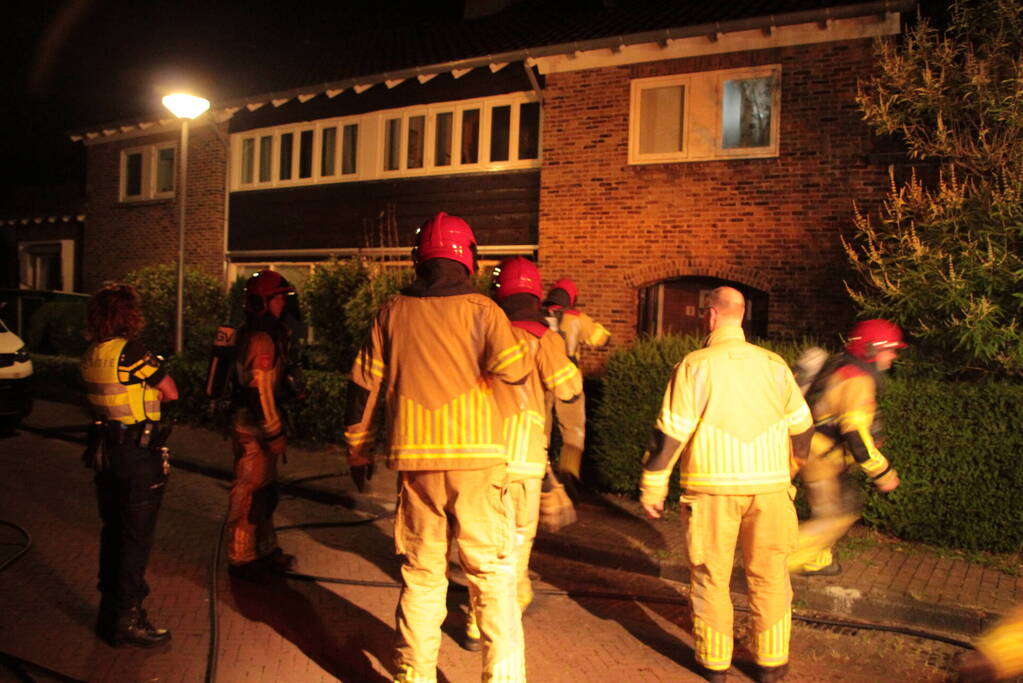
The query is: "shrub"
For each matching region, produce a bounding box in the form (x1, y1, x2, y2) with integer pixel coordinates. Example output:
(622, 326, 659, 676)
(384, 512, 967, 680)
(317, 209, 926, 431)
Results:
(866, 376, 1023, 552)
(589, 335, 704, 496)
(303, 258, 370, 370)
(123, 264, 226, 359)
(29, 354, 84, 405)
(26, 301, 89, 356)
(851, 0, 1023, 377)
(343, 266, 414, 351)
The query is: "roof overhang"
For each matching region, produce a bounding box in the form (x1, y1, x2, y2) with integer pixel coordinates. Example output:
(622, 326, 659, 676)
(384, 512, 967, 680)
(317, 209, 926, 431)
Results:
(69, 0, 914, 144)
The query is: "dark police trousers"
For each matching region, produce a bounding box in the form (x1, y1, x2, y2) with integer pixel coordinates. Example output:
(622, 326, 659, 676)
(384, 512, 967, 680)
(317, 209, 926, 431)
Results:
(94, 425, 167, 611)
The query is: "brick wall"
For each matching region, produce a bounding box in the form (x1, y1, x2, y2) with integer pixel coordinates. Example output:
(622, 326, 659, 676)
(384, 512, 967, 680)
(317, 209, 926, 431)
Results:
(538, 39, 891, 372)
(83, 123, 227, 293)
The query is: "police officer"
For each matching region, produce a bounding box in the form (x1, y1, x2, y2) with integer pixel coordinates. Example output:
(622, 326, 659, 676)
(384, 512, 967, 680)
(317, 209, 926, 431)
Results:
(344, 212, 531, 683)
(790, 319, 903, 576)
(226, 269, 300, 580)
(82, 283, 178, 648)
(542, 279, 609, 496)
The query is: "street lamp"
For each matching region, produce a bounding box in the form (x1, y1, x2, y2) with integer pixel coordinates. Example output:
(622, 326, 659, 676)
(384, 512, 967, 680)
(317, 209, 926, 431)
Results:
(162, 92, 210, 355)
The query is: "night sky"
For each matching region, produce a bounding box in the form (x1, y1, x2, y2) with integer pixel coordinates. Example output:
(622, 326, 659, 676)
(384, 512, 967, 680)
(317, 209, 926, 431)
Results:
(3, 0, 465, 194)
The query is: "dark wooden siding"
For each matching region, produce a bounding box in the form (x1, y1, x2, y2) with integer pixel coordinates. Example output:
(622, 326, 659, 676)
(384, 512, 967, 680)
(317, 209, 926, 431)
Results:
(228, 170, 539, 252)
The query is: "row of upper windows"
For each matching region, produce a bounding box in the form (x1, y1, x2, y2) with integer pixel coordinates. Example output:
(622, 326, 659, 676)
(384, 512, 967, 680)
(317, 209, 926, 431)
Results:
(229, 93, 542, 191)
(118, 65, 781, 202)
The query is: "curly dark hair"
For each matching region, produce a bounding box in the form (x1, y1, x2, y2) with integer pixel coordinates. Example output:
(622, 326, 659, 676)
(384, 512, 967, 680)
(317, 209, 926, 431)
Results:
(86, 283, 145, 342)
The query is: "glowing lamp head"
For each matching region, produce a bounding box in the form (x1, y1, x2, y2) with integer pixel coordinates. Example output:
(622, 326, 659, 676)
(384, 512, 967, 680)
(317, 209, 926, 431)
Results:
(162, 93, 210, 119)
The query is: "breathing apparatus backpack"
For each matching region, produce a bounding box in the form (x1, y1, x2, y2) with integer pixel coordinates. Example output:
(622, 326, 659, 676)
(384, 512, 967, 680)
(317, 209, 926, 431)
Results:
(204, 324, 238, 401)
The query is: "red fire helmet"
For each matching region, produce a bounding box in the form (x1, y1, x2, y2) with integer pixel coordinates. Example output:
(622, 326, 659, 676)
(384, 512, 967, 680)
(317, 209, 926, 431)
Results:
(493, 256, 543, 301)
(411, 211, 478, 273)
(244, 269, 295, 314)
(846, 319, 907, 361)
(548, 278, 578, 307)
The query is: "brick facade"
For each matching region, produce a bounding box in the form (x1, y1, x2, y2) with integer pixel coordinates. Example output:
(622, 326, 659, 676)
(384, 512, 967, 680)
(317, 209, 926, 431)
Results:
(82, 123, 227, 293)
(537, 39, 891, 372)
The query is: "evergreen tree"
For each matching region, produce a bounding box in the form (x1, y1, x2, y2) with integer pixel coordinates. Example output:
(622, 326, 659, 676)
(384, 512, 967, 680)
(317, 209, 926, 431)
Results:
(849, 0, 1023, 376)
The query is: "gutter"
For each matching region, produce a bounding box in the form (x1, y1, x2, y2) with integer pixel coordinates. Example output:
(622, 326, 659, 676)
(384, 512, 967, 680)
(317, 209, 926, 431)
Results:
(68, 0, 914, 140)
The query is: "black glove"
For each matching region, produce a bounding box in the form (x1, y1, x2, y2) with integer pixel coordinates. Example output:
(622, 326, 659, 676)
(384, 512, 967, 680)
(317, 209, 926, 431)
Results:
(351, 463, 376, 493)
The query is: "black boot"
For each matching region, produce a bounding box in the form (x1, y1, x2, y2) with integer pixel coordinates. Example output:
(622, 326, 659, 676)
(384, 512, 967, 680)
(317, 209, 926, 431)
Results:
(95, 596, 117, 644)
(112, 605, 171, 648)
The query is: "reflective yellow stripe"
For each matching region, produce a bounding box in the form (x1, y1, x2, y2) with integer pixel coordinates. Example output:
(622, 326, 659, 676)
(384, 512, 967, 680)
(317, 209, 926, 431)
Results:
(755, 611, 791, 666)
(491, 340, 528, 373)
(544, 362, 579, 388)
(694, 616, 732, 670)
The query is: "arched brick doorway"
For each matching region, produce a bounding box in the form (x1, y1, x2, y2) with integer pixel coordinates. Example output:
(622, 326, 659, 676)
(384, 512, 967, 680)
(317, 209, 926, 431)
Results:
(638, 276, 768, 339)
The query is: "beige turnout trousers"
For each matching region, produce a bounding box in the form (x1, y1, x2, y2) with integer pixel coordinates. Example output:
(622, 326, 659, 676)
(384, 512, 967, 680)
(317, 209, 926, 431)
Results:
(682, 489, 798, 671)
(393, 465, 525, 683)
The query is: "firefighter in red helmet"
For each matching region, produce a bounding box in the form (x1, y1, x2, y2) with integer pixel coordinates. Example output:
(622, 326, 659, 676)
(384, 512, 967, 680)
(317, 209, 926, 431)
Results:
(344, 212, 531, 683)
(226, 269, 300, 580)
(459, 256, 582, 651)
(790, 319, 904, 576)
(542, 278, 609, 496)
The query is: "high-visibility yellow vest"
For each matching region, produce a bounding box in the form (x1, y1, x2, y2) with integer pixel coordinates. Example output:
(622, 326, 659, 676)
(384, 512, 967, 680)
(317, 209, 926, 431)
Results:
(81, 338, 161, 424)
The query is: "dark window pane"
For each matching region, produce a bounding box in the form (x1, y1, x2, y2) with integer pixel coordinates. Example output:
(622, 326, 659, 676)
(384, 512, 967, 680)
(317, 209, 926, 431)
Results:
(385, 118, 401, 170)
(342, 124, 358, 175)
(298, 130, 313, 178)
(321, 128, 336, 176)
(259, 136, 273, 182)
(241, 138, 254, 184)
(461, 109, 480, 164)
(518, 102, 540, 159)
(156, 147, 175, 193)
(279, 133, 293, 180)
(124, 152, 143, 197)
(490, 105, 510, 162)
(407, 115, 425, 169)
(434, 112, 452, 166)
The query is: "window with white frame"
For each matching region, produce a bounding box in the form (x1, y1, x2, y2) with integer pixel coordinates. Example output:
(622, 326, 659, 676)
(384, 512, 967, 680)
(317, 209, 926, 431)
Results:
(120, 143, 176, 201)
(629, 65, 780, 165)
(230, 93, 541, 191)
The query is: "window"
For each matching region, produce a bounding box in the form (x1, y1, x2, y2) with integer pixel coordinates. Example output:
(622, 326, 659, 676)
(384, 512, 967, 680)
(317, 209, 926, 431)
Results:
(629, 65, 780, 164)
(18, 240, 75, 292)
(120, 143, 176, 201)
(490, 105, 511, 162)
(229, 92, 540, 190)
(321, 127, 337, 177)
(638, 277, 767, 338)
(435, 112, 453, 166)
(342, 124, 358, 175)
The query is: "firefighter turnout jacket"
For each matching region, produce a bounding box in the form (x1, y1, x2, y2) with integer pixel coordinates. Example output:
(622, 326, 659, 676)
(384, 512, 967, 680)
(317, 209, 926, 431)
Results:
(808, 358, 895, 485)
(641, 326, 813, 502)
(82, 338, 165, 424)
(548, 307, 610, 363)
(496, 321, 581, 480)
(345, 293, 531, 470)
(232, 328, 287, 455)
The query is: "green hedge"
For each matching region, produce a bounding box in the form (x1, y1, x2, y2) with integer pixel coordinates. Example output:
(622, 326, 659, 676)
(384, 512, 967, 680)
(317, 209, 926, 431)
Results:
(868, 377, 1023, 552)
(589, 335, 1023, 553)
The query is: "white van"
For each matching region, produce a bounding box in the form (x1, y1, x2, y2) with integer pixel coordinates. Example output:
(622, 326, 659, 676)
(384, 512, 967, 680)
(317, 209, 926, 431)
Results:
(0, 313, 33, 434)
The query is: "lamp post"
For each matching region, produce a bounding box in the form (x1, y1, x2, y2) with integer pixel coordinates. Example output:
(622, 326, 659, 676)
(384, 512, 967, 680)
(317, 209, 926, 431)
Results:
(162, 93, 210, 355)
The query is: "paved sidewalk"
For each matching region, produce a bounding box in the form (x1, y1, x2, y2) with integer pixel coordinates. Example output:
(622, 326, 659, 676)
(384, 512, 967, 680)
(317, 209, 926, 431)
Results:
(1, 399, 1018, 682)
